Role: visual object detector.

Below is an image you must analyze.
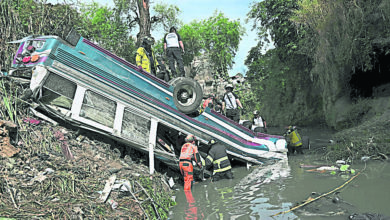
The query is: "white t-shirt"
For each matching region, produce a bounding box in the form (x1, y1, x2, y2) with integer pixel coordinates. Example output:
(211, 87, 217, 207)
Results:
(223, 92, 238, 109)
(165, 33, 180, 48)
(253, 116, 264, 127)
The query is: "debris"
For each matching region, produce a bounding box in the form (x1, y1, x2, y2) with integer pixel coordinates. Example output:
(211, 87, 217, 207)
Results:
(29, 107, 58, 125)
(0, 120, 19, 158)
(54, 129, 74, 160)
(361, 156, 370, 162)
(168, 177, 175, 188)
(113, 179, 131, 192)
(23, 117, 41, 125)
(107, 198, 118, 210)
(99, 175, 117, 203)
(0, 79, 175, 219)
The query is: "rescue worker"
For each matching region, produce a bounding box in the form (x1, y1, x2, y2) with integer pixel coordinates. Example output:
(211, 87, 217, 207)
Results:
(252, 110, 267, 133)
(164, 26, 185, 77)
(156, 58, 170, 82)
(202, 94, 215, 109)
(179, 134, 203, 191)
(136, 36, 159, 75)
(222, 84, 243, 123)
(205, 139, 233, 181)
(214, 95, 223, 114)
(284, 126, 303, 155)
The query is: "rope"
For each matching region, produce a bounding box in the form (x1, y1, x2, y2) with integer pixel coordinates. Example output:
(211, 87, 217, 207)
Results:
(271, 171, 362, 217)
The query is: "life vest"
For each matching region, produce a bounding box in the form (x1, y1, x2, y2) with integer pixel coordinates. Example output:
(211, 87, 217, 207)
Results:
(287, 130, 303, 147)
(180, 143, 200, 164)
(136, 47, 158, 74)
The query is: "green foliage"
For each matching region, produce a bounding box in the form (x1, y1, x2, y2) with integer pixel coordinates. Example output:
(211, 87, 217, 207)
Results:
(137, 176, 175, 219)
(0, 79, 17, 122)
(290, 0, 390, 126)
(152, 3, 183, 32)
(0, 0, 81, 71)
(179, 21, 206, 66)
(180, 11, 244, 79)
(78, 2, 136, 63)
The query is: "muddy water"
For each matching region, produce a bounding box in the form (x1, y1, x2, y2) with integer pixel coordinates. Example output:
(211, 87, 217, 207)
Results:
(168, 127, 390, 219)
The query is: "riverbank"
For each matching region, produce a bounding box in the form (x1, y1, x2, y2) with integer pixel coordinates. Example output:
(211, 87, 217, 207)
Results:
(0, 118, 175, 219)
(0, 78, 175, 219)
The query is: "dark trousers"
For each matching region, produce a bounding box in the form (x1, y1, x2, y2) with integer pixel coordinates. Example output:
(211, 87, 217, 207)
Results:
(167, 47, 185, 77)
(212, 169, 234, 182)
(287, 144, 304, 155)
(226, 109, 240, 123)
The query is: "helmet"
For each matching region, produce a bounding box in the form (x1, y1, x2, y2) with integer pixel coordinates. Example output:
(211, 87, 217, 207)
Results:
(142, 36, 154, 45)
(208, 139, 217, 146)
(253, 110, 259, 115)
(225, 84, 234, 89)
(170, 26, 177, 32)
(185, 134, 196, 143)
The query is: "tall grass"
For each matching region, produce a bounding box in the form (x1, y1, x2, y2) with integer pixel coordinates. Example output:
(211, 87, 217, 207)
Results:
(0, 78, 18, 122)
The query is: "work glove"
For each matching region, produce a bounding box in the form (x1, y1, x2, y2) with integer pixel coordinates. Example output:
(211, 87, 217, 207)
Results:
(264, 127, 268, 133)
(138, 66, 143, 72)
(182, 49, 185, 55)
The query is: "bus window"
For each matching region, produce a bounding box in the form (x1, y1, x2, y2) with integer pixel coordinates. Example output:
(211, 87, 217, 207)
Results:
(41, 72, 76, 109)
(80, 90, 116, 128)
(121, 108, 150, 146)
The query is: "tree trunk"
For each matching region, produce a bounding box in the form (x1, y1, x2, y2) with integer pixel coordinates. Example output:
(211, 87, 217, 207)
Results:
(136, 0, 151, 47)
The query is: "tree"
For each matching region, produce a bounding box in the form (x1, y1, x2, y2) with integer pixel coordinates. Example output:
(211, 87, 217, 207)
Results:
(179, 11, 243, 79)
(244, 0, 322, 126)
(114, 0, 181, 47)
(0, 0, 81, 70)
(78, 2, 136, 63)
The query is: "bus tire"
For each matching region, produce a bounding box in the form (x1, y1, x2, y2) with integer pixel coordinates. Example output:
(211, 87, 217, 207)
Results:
(172, 77, 203, 114)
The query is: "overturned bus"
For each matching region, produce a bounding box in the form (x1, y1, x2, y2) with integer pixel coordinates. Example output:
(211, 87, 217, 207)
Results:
(8, 31, 287, 173)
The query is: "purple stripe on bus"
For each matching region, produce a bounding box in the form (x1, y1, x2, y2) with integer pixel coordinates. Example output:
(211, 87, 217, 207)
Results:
(13, 43, 25, 64)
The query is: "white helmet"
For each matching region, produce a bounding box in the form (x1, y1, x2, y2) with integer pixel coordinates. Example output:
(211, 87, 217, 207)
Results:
(225, 84, 234, 89)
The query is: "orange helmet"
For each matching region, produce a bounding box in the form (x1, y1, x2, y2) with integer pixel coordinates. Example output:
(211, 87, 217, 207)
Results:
(185, 134, 196, 143)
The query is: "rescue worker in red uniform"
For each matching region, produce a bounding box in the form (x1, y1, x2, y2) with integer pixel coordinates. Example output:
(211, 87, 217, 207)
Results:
(179, 134, 203, 191)
(205, 139, 233, 181)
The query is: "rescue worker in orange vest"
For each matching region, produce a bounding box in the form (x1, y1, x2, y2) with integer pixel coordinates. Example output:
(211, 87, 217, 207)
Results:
(179, 134, 203, 191)
(284, 126, 303, 155)
(205, 139, 233, 181)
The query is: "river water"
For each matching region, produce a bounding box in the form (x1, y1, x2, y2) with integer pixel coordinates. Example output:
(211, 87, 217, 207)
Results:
(168, 127, 390, 219)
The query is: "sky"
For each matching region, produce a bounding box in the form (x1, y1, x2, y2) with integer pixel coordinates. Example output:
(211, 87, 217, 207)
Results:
(49, 0, 261, 76)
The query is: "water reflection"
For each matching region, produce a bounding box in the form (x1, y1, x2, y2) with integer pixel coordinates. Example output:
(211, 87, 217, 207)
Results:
(184, 190, 202, 219)
(170, 159, 298, 219)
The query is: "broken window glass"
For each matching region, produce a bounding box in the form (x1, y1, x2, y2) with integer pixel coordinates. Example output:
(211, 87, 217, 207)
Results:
(80, 90, 116, 128)
(121, 108, 150, 146)
(41, 72, 76, 109)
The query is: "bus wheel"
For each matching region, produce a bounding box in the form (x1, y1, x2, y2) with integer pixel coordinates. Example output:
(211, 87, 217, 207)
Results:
(172, 77, 203, 114)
